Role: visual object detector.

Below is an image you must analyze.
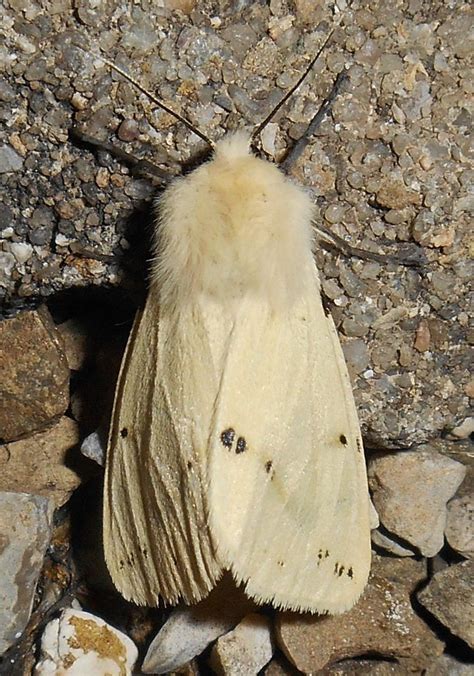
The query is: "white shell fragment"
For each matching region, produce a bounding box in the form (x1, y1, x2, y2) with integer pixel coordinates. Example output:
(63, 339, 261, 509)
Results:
(34, 608, 138, 675)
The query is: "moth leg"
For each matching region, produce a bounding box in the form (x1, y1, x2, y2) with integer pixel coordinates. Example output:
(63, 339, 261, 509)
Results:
(315, 223, 427, 269)
(69, 127, 171, 183)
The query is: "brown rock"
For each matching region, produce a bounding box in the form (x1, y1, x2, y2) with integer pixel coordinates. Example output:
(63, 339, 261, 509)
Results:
(57, 318, 89, 371)
(323, 659, 412, 674)
(0, 416, 83, 508)
(414, 319, 431, 352)
(418, 559, 474, 648)
(0, 307, 69, 441)
(375, 177, 421, 210)
(264, 656, 296, 675)
(275, 556, 443, 673)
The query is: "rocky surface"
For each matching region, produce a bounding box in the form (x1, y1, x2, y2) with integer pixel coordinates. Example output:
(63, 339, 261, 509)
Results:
(0, 491, 54, 655)
(0, 416, 83, 508)
(368, 447, 467, 556)
(418, 559, 474, 649)
(0, 306, 69, 441)
(0, 0, 471, 448)
(276, 555, 443, 673)
(142, 576, 255, 674)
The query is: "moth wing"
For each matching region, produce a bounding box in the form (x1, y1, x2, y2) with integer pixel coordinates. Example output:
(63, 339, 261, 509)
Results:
(208, 269, 371, 614)
(103, 291, 223, 606)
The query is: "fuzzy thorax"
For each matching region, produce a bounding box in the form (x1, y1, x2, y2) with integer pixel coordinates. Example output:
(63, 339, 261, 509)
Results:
(152, 133, 315, 311)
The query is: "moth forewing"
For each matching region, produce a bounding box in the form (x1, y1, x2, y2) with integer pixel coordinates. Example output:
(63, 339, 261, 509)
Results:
(103, 133, 371, 613)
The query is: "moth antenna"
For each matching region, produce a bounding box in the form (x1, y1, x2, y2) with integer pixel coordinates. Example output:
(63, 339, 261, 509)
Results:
(251, 20, 341, 144)
(95, 54, 215, 150)
(280, 69, 348, 172)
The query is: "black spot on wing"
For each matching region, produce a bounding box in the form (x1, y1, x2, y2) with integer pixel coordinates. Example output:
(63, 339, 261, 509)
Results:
(348, 566, 354, 579)
(356, 438, 363, 453)
(120, 428, 128, 438)
(221, 428, 235, 448)
(339, 434, 348, 445)
(236, 437, 247, 453)
(265, 460, 273, 476)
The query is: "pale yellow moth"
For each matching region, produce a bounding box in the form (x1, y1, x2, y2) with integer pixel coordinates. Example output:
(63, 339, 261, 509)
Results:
(102, 64, 371, 615)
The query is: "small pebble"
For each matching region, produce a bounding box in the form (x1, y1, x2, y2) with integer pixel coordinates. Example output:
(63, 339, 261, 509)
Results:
(209, 613, 273, 675)
(35, 608, 138, 675)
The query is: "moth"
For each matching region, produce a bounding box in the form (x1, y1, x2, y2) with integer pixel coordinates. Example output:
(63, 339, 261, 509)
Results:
(102, 60, 371, 614)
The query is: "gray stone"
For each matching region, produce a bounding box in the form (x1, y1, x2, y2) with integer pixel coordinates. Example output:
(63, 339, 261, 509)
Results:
(418, 559, 474, 649)
(426, 653, 474, 675)
(371, 529, 416, 557)
(446, 494, 473, 558)
(80, 429, 106, 466)
(209, 613, 273, 675)
(0, 145, 24, 173)
(368, 450, 466, 557)
(142, 575, 255, 674)
(0, 491, 54, 654)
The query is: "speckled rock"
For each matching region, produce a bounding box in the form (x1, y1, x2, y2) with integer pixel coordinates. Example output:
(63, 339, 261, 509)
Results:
(0, 416, 82, 508)
(142, 576, 254, 674)
(0, 491, 54, 655)
(418, 559, 474, 649)
(0, 306, 69, 441)
(446, 494, 474, 558)
(426, 653, 474, 675)
(209, 613, 274, 675)
(275, 555, 443, 673)
(35, 608, 138, 675)
(368, 449, 467, 557)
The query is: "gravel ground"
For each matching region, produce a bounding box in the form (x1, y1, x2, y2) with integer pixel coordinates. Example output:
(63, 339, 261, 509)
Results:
(1, 0, 471, 448)
(0, 1, 473, 673)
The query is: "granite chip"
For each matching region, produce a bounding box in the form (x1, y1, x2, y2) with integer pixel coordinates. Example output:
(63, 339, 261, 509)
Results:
(0, 491, 54, 654)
